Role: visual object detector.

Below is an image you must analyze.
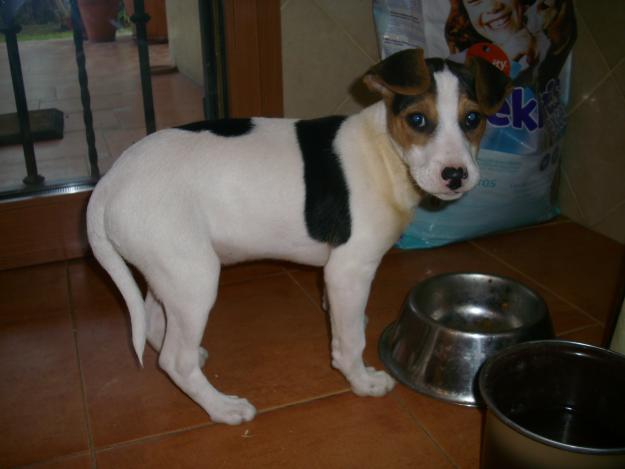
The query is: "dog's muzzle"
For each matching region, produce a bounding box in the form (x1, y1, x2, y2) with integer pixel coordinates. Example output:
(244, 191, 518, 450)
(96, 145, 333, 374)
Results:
(441, 166, 468, 191)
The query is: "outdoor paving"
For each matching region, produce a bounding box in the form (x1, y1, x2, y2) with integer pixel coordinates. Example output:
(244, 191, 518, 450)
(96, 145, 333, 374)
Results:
(0, 35, 204, 191)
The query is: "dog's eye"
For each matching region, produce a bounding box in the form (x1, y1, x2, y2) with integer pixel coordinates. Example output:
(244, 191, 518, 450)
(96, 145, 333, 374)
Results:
(406, 113, 427, 130)
(464, 111, 481, 130)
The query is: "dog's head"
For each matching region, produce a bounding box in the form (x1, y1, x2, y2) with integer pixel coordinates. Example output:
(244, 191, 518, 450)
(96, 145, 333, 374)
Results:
(364, 48, 512, 201)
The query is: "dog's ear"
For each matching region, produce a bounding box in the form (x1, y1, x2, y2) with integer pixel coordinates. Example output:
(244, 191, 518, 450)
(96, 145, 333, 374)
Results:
(468, 56, 513, 115)
(364, 48, 431, 97)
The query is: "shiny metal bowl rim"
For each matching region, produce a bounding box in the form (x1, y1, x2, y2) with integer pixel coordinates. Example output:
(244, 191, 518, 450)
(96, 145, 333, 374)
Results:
(479, 339, 625, 455)
(378, 320, 481, 407)
(407, 272, 549, 337)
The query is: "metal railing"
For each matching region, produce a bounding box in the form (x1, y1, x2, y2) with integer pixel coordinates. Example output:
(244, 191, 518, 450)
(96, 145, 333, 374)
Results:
(0, 0, 227, 201)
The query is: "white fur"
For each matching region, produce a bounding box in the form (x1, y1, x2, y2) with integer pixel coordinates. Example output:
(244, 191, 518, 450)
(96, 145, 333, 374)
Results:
(406, 69, 480, 201)
(86, 68, 478, 425)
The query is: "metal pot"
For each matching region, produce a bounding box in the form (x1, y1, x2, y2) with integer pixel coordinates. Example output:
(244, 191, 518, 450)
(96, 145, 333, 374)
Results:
(479, 340, 625, 469)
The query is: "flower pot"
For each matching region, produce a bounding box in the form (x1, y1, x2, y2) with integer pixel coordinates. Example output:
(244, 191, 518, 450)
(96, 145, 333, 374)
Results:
(123, 0, 168, 43)
(77, 0, 119, 42)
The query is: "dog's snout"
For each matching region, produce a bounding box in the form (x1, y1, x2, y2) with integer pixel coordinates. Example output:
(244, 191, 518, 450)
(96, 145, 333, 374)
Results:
(441, 166, 467, 181)
(442, 166, 468, 190)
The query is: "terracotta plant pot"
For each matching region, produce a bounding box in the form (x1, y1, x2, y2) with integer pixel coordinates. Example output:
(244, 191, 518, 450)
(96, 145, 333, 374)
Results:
(77, 0, 119, 42)
(123, 0, 168, 43)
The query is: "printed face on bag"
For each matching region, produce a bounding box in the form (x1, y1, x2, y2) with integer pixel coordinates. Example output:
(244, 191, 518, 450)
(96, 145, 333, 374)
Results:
(463, 0, 523, 45)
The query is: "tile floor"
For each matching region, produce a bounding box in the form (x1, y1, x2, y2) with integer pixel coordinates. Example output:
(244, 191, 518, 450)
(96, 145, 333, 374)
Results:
(1, 218, 624, 468)
(0, 36, 204, 190)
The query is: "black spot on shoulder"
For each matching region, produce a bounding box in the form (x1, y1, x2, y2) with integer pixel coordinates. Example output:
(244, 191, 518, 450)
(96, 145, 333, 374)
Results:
(176, 118, 254, 137)
(295, 116, 351, 246)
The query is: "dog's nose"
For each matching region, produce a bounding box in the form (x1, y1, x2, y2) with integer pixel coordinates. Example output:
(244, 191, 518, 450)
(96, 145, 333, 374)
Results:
(442, 166, 468, 190)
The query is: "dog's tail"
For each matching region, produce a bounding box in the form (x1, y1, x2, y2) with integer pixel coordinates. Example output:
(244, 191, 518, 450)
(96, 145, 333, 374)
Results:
(86, 189, 147, 366)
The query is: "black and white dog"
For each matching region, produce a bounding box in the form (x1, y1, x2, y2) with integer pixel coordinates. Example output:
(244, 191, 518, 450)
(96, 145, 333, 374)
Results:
(87, 48, 511, 425)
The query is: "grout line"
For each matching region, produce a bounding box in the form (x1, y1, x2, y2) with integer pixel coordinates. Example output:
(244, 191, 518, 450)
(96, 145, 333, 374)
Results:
(588, 198, 625, 232)
(557, 323, 603, 338)
(94, 420, 216, 456)
(256, 388, 351, 417)
(391, 393, 459, 468)
(64, 261, 98, 469)
(94, 389, 351, 456)
(483, 218, 572, 235)
(285, 269, 324, 312)
(566, 11, 614, 117)
(332, 94, 352, 115)
(566, 70, 612, 117)
(468, 241, 604, 327)
(311, 0, 379, 64)
(560, 171, 587, 224)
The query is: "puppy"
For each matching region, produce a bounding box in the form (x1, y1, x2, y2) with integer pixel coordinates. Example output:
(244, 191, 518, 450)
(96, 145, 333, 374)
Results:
(87, 48, 511, 425)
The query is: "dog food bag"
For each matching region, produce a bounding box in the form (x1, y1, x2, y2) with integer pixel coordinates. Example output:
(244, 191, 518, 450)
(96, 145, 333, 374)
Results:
(373, 0, 576, 248)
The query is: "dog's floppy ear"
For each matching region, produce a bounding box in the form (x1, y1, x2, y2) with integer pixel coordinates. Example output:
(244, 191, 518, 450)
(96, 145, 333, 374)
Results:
(364, 48, 431, 97)
(468, 56, 513, 115)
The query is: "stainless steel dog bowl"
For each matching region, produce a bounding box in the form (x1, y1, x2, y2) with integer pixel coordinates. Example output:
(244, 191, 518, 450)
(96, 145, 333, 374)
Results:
(479, 340, 625, 468)
(378, 272, 554, 406)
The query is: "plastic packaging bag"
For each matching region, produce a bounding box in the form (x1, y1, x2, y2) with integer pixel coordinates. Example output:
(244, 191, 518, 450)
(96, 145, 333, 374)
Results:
(373, 0, 576, 248)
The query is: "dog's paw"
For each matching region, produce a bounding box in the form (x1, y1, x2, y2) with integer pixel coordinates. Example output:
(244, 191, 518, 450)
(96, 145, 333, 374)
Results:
(198, 346, 209, 368)
(209, 394, 256, 425)
(350, 367, 396, 397)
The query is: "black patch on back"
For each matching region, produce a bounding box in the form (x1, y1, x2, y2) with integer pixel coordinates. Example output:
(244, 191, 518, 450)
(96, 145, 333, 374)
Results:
(295, 116, 351, 246)
(176, 118, 254, 137)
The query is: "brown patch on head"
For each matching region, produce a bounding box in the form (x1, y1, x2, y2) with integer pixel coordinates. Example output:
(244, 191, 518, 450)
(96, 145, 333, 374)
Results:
(387, 93, 439, 150)
(364, 48, 431, 98)
(467, 56, 513, 115)
(458, 94, 486, 147)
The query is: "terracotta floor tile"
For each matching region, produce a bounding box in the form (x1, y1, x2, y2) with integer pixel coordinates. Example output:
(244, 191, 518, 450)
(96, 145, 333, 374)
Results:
(220, 261, 287, 286)
(73, 294, 207, 447)
(96, 393, 452, 469)
(202, 274, 347, 411)
(0, 315, 89, 467)
(73, 263, 347, 446)
(26, 453, 94, 469)
(68, 258, 126, 313)
(473, 221, 625, 323)
(0, 263, 69, 326)
(393, 387, 484, 469)
(287, 266, 325, 306)
(2, 219, 622, 467)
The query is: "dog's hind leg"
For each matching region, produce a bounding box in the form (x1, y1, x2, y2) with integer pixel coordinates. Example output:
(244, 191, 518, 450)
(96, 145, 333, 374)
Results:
(145, 289, 209, 368)
(145, 289, 165, 351)
(150, 250, 256, 425)
(324, 250, 395, 397)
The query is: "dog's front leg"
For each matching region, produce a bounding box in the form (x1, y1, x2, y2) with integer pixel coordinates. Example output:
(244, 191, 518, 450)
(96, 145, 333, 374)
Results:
(324, 252, 395, 396)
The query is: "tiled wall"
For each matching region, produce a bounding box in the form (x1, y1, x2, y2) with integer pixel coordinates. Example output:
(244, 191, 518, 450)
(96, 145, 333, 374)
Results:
(280, 0, 625, 244)
(281, 0, 380, 118)
(560, 1, 625, 243)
